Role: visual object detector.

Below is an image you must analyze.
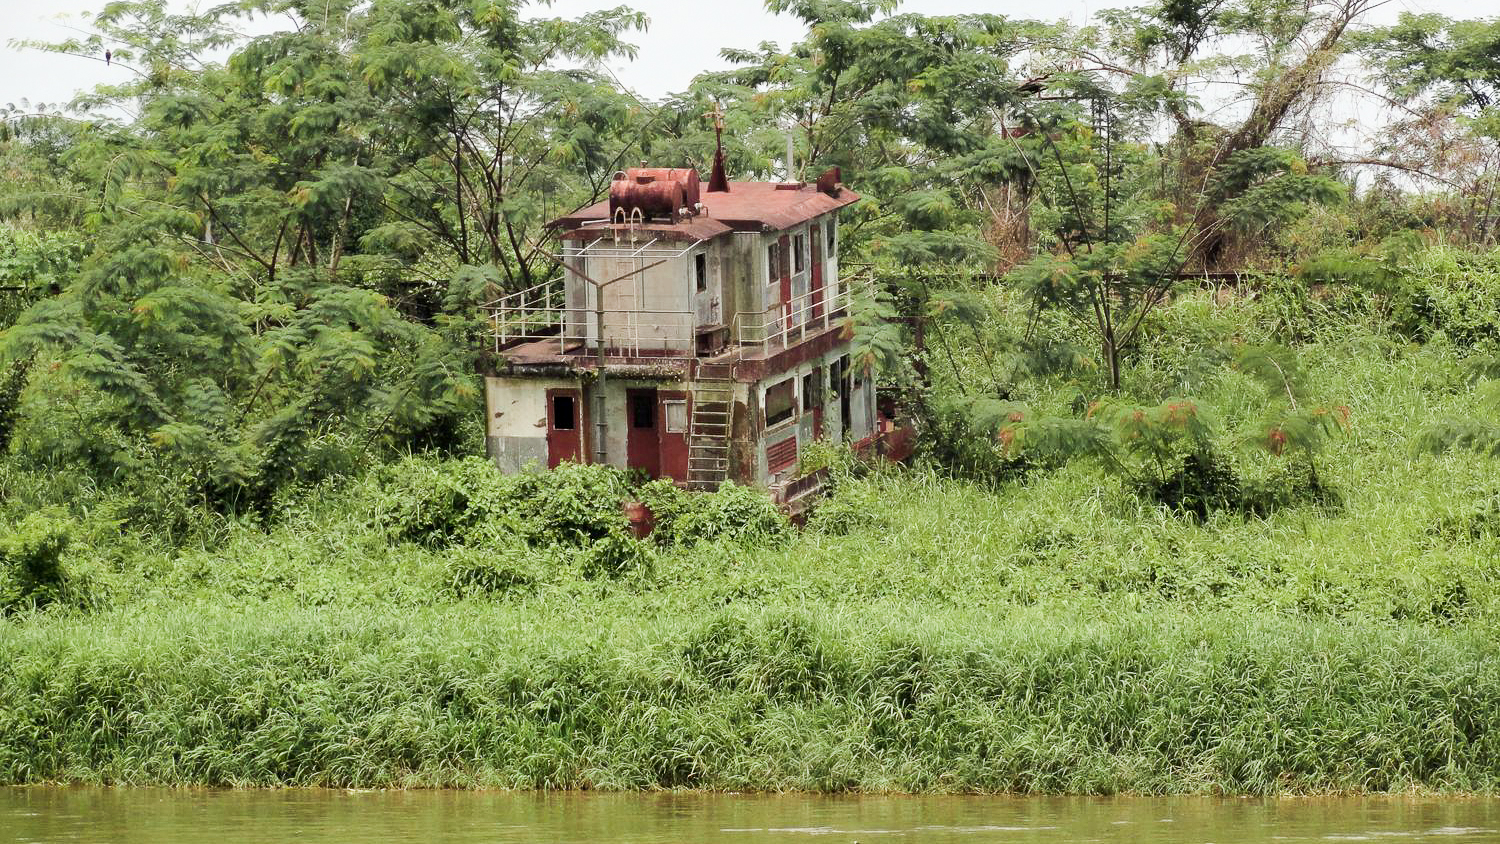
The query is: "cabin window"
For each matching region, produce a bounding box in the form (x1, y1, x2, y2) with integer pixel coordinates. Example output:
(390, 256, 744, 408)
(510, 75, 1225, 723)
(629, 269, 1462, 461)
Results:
(630, 392, 655, 429)
(766, 242, 779, 285)
(826, 221, 835, 253)
(694, 253, 707, 292)
(664, 400, 687, 433)
(802, 368, 822, 412)
(794, 234, 806, 273)
(764, 378, 796, 428)
(552, 395, 576, 430)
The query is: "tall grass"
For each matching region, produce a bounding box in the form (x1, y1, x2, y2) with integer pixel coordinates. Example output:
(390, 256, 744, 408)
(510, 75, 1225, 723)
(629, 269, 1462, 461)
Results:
(4, 271, 1500, 792)
(3, 603, 1498, 792)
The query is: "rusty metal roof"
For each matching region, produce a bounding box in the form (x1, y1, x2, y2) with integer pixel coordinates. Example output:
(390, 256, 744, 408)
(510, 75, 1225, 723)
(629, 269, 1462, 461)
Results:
(551, 179, 860, 238)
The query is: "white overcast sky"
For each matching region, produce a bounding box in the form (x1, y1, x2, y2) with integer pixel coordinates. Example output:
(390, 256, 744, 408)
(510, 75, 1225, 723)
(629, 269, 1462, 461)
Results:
(2, 0, 1485, 110)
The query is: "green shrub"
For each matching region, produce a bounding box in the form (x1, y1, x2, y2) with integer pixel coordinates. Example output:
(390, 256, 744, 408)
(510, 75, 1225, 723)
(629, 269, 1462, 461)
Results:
(805, 476, 890, 536)
(378, 458, 630, 549)
(0, 513, 74, 613)
(502, 463, 632, 546)
(923, 398, 1034, 482)
(443, 547, 538, 598)
(796, 440, 858, 477)
(1382, 247, 1500, 344)
(578, 531, 653, 580)
(1136, 451, 1242, 518)
(377, 457, 495, 546)
(639, 479, 789, 547)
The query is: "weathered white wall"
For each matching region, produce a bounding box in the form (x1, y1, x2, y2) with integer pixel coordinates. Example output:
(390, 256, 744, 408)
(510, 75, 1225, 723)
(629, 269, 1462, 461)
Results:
(485, 375, 577, 472)
(850, 371, 874, 441)
(573, 255, 693, 352)
(692, 246, 721, 326)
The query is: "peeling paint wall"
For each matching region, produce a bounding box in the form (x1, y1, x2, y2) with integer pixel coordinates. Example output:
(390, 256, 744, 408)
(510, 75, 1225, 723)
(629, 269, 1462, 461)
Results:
(747, 343, 866, 488)
(850, 369, 875, 441)
(485, 375, 578, 472)
(728, 381, 757, 484)
(723, 233, 761, 339)
(594, 379, 631, 469)
(564, 234, 766, 352)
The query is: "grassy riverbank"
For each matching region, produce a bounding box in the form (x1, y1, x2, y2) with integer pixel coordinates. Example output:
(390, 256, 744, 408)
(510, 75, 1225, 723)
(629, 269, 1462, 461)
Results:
(5, 602, 1498, 792)
(6, 272, 1500, 792)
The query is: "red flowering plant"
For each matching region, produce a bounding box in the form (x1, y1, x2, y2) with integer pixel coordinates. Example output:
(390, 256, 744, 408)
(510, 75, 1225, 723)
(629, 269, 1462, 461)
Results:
(948, 343, 1349, 516)
(1233, 344, 1349, 485)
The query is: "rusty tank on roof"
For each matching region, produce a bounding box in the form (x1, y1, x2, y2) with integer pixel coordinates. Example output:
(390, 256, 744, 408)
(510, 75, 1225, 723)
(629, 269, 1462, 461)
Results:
(609, 167, 700, 222)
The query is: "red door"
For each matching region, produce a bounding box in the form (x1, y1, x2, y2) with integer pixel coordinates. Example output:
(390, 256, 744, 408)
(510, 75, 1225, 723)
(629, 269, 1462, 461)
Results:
(810, 223, 824, 321)
(546, 388, 584, 468)
(626, 388, 661, 478)
(658, 391, 690, 482)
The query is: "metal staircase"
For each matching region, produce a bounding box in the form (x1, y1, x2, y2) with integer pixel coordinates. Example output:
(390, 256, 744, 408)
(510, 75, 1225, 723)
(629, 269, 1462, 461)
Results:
(687, 363, 734, 490)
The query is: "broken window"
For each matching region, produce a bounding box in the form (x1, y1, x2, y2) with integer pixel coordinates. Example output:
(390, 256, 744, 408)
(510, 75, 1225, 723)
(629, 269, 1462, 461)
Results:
(764, 377, 796, 428)
(630, 392, 655, 429)
(766, 242, 779, 285)
(664, 400, 687, 433)
(802, 368, 823, 412)
(794, 234, 805, 274)
(695, 253, 707, 292)
(552, 394, 576, 430)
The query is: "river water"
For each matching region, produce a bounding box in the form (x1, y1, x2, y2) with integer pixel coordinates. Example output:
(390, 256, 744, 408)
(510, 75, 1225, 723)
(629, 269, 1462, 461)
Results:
(2, 788, 1496, 843)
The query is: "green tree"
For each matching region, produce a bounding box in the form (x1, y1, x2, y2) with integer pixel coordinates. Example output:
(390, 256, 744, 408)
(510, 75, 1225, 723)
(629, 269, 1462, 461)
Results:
(1359, 14, 1500, 244)
(1094, 0, 1377, 265)
(0, 0, 650, 503)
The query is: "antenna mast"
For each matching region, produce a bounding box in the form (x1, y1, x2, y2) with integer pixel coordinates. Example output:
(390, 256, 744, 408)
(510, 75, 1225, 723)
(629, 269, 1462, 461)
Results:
(705, 102, 730, 193)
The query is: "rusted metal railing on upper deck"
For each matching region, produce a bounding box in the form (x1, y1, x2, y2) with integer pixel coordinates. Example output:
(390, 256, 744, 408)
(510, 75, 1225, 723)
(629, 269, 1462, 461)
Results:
(732, 267, 873, 353)
(483, 278, 696, 359)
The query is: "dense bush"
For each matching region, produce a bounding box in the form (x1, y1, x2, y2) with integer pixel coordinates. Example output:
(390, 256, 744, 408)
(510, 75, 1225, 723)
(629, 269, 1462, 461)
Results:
(443, 547, 538, 599)
(804, 474, 891, 536)
(636, 479, 789, 547)
(1347, 247, 1500, 345)
(0, 513, 76, 614)
(378, 458, 631, 549)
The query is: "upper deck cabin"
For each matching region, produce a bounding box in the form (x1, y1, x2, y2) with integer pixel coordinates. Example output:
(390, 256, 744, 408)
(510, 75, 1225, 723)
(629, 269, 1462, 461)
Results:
(487, 166, 861, 372)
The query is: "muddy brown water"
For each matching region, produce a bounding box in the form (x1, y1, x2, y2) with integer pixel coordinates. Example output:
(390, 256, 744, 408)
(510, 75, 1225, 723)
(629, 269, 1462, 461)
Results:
(2, 788, 1497, 843)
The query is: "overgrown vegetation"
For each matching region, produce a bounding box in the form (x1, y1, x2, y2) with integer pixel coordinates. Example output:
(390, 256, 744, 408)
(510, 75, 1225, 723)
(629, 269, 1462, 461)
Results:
(3, 275, 1500, 790)
(6, 0, 1500, 795)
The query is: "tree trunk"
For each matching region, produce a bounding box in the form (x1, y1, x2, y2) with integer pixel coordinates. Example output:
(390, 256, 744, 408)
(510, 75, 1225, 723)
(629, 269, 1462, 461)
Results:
(1103, 334, 1121, 391)
(1189, 0, 1371, 267)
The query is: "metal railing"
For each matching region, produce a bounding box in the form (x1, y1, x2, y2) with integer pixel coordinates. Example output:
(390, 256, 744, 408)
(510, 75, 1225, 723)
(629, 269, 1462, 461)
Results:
(733, 270, 872, 352)
(487, 267, 874, 360)
(485, 278, 567, 352)
(485, 278, 695, 358)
